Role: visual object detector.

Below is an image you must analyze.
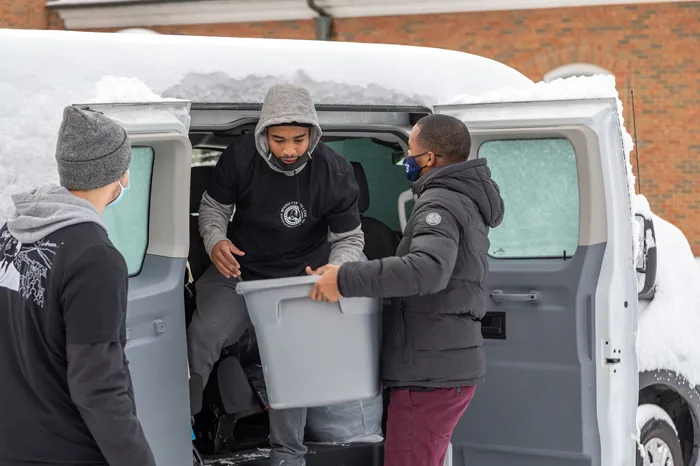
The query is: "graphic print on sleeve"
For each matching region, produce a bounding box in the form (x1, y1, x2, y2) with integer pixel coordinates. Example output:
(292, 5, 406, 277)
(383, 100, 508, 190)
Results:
(0, 227, 57, 307)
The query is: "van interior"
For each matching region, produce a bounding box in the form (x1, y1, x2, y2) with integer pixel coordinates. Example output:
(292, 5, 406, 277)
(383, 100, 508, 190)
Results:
(185, 116, 421, 465)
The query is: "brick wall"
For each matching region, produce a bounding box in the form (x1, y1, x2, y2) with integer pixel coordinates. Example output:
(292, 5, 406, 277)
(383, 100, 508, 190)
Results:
(3, 1, 699, 253)
(0, 0, 63, 29)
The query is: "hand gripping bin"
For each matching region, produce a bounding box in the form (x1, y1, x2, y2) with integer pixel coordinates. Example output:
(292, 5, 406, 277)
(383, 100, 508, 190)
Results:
(236, 275, 382, 410)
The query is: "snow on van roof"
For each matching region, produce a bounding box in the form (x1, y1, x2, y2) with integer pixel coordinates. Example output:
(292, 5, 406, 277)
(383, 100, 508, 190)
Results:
(0, 28, 531, 222)
(1, 28, 533, 106)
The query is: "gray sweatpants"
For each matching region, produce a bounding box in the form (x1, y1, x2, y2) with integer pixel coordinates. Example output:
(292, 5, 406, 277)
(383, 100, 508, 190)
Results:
(187, 265, 384, 466)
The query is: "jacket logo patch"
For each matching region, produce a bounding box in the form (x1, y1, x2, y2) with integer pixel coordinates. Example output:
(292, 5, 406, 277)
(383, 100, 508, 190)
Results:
(426, 212, 442, 226)
(280, 201, 307, 228)
(0, 228, 57, 307)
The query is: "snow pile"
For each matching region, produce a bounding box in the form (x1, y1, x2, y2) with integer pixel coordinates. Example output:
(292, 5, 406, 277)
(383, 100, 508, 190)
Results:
(446, 73, 619, 104)
(162, 70, 431, 106)
(635, 403, 678, 457)
(0, 29, 532, 222)
(634, 194, 700, 385)
(89, 76, 175, 103)
(0, 76, 168, 223)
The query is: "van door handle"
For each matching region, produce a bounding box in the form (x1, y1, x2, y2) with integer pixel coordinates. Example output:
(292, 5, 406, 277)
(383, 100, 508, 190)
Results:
(490, 290, 542, 303)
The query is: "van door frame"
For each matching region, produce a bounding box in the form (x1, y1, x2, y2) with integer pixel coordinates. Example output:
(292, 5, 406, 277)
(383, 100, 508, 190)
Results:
(76, 101, 195, 466)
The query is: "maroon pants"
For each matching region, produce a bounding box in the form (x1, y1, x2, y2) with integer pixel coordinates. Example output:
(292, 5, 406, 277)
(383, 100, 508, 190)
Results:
(384, 386, 476, 466)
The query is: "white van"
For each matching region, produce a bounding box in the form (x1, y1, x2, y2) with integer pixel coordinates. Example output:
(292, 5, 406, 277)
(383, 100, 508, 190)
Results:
(1, 28, 699, 466)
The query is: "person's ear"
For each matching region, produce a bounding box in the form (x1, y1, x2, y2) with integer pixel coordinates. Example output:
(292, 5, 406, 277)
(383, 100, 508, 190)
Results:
(428, 152, 437, 167)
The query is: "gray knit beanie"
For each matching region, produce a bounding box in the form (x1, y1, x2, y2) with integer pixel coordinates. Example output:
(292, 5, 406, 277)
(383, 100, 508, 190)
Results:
(55, 106, 131, 191)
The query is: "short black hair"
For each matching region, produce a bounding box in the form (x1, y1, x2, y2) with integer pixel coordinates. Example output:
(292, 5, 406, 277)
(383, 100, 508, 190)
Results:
(415, 114, 471, 163)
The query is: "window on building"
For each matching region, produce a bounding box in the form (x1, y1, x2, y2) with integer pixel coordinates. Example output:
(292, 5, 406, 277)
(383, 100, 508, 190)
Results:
(479, 138, 579, 259)
(544, 63, 612, 83)
(102, 146, 155, 276)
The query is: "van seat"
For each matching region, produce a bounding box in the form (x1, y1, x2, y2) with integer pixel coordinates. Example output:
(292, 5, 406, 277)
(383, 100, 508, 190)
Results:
(188, 165, 215, 285)
(350, 162, 401, 260)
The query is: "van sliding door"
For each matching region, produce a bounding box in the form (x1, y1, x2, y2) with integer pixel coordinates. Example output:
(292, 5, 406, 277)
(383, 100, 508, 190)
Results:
(434, 100, 639, 466)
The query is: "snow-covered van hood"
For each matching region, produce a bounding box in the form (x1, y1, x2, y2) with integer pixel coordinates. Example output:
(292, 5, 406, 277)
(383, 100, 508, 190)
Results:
(6, 184, 105, 244)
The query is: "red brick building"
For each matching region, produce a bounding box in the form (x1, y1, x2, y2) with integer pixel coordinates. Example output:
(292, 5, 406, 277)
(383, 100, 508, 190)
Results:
(2, 0, 699, 254)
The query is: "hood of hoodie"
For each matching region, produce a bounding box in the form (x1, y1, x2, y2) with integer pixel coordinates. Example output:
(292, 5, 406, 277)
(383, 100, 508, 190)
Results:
(5, 184, 106, 244)
(413, 158, 505, 228)
(254, 83, 322, 176)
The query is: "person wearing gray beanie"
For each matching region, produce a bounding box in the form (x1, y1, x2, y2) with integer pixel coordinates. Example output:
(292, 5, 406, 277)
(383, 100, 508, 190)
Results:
(0, 105, 155, 466)
(56, 105, 132, 192)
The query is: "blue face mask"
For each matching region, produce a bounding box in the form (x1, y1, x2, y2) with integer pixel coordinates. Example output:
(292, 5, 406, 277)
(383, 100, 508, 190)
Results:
(106, 172, 131, 210)
(403, 152, 431, 182)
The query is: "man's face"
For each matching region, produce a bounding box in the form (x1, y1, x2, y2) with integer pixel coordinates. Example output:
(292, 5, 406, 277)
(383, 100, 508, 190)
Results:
(408, 126, 427, 158)
(407, 126, 436, 173)
(267, 125, 311, 165)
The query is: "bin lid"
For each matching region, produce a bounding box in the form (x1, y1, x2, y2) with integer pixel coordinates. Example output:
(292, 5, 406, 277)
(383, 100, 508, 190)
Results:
(235, 275, 320, 295)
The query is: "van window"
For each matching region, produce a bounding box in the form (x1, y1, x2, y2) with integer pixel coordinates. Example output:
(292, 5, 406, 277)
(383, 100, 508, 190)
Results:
(479, 138, 579, 259)
(326, 138, 409, 232)
(102, 146, 155, 276)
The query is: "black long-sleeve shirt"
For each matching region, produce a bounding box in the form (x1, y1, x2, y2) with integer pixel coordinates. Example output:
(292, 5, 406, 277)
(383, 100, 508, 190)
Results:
(0, 222, 155, 466)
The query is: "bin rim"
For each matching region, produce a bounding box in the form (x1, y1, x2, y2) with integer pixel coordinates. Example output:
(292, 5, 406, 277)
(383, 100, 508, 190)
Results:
(235, 274, 320, 295)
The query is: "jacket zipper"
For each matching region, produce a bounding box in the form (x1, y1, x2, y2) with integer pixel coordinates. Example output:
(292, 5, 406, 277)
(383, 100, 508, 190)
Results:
(400, 298, 409, 363)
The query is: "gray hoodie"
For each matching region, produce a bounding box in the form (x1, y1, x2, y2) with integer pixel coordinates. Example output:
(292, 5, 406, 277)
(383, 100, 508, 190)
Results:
(254, 83, 322, 176)
(199, 83, 364, 266)
(6, 184, 106, 243)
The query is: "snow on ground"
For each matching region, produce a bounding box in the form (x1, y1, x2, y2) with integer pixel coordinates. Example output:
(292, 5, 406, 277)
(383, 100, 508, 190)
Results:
(634, 195, 700, 386)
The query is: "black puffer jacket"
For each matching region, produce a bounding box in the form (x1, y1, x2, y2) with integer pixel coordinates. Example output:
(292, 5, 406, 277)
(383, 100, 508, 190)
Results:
(338, 158, 504, 388)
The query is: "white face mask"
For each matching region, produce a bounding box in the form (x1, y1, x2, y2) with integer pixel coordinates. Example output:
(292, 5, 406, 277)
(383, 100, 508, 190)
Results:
(106, 171, 131, 209)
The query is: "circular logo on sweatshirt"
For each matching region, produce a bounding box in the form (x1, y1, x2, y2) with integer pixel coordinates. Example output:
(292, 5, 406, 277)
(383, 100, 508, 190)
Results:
(426, 212, 442, 226)
(280, 201, 307, 228)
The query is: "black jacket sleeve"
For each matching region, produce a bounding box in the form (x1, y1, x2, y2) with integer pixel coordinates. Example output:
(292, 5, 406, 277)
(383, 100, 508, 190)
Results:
(61, 245, 156, 466)
(338, 199, 461, 298)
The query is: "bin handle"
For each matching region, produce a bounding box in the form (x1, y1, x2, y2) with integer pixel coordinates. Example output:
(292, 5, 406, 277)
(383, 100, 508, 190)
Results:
(273, 294, 378, 323)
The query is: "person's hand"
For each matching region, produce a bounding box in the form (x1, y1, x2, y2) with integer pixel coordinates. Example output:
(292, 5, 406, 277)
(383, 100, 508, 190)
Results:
(211, 240, 245, 279)
(305, 265, 335, 276)
(306, 264, 342, 303)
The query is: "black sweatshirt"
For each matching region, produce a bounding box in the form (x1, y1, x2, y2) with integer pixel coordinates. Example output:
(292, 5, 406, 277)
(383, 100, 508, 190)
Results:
(0, 185, 155, 466)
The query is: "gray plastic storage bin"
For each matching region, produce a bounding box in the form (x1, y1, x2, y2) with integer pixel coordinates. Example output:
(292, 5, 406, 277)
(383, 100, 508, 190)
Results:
(236, 275, 382, 410)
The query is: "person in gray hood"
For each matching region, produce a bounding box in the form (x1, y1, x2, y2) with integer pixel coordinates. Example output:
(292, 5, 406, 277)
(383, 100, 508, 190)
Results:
(0, 106, 155, 466)
(308, 114, 505, 466)
(187, 83, 379, 466)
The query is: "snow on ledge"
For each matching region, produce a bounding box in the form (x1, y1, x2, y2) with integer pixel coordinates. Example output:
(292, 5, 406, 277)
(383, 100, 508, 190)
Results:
(89, 76, 174, 103)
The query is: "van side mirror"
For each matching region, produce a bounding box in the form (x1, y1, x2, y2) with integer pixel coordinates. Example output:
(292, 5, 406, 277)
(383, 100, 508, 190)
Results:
(635, 213, 657, 301)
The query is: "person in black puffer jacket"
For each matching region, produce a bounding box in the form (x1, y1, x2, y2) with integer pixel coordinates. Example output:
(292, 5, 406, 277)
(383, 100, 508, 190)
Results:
(307, 114, 504, 466)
